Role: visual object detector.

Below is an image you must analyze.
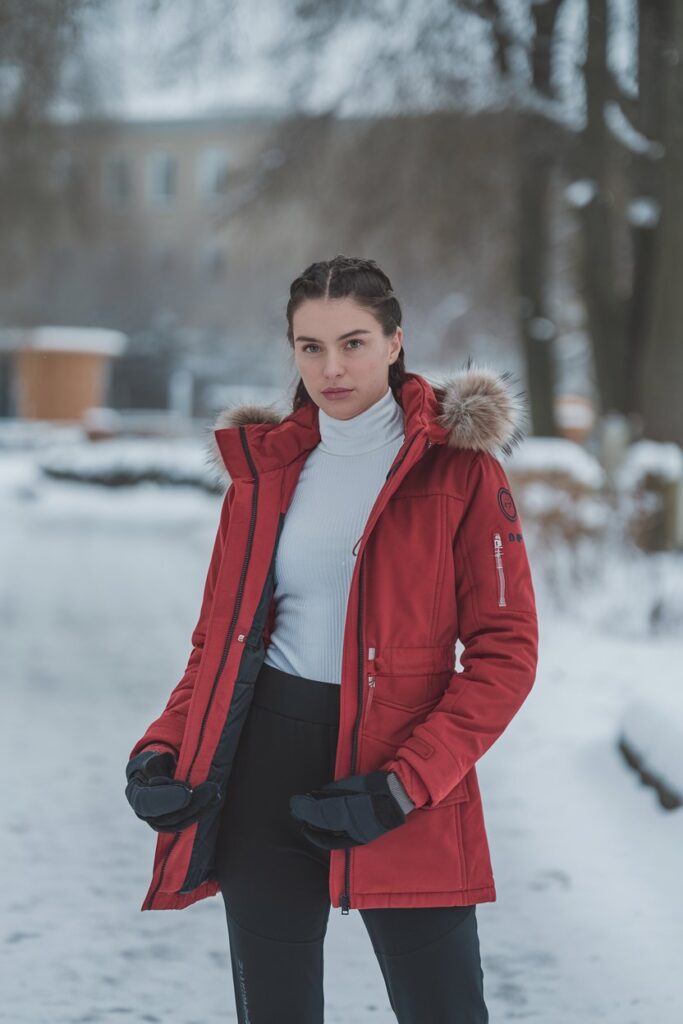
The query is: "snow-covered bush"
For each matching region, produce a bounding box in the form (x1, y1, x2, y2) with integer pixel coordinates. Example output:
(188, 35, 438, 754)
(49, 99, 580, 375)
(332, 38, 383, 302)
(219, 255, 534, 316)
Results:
(506, 437, 609, 606)
(35, 436, 224, 493)
(614, 439, 683, 552)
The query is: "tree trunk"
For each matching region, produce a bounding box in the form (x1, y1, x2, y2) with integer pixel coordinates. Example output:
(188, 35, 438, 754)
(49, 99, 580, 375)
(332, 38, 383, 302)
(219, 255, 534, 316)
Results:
(572, 0, 627, 417)
(625, 1, 668, 419)
(511, 0, 565, 438)
(639, 0, 683, 444)
(515, 110, 559, 437)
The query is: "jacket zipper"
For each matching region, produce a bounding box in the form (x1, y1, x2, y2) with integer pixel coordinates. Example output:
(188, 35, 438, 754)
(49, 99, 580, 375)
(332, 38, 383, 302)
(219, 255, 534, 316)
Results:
(340, 432, 426, 915)
(493, 532, 506, 607)
(144, 427, 259, 910)
(340, 555, 365, 915)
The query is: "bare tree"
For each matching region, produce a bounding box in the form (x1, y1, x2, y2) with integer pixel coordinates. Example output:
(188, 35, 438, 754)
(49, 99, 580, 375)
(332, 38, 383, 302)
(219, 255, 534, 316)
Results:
(638, 0, 683, 443)
(499, 0, 566, 438)
(0, 0, 106, 285)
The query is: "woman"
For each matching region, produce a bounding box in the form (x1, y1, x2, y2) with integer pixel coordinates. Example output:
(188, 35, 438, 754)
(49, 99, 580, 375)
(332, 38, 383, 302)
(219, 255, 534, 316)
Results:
(125, 255, 539, 1023)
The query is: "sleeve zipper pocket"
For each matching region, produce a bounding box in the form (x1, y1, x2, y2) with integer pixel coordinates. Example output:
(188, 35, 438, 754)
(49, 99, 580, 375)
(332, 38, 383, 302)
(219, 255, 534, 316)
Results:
(492, 532, 507, 607)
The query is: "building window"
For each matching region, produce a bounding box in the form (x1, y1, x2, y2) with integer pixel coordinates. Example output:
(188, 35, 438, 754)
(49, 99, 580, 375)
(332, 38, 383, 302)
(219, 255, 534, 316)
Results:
(103, 155, 132, 206)
(49, 148, 75, 190)
(157, 245, 175, 273)
(197, 147, 229, 198)
(148, 152, 177, 206)
(198, 241, 227, 279)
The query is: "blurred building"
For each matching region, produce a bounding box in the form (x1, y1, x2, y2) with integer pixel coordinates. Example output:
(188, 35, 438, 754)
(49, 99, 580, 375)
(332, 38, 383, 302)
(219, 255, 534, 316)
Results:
(20, 106, 285, 331)
(0, 106, 288, 416)
(0, 104, 552, 419)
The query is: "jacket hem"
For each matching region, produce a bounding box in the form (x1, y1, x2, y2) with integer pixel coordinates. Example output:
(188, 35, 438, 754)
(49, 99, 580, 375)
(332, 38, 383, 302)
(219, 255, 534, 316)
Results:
(331, 883, 496, 910)
(140, 877, 220, 911)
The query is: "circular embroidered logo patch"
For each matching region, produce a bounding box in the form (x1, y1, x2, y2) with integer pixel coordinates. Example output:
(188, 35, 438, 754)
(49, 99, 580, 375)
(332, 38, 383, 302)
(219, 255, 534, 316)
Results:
(497, 487, 518, 522)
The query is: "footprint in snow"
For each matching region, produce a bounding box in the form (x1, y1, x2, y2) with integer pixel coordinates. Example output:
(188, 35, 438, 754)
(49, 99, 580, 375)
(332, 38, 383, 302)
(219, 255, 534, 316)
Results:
(528, 868, 572, 891)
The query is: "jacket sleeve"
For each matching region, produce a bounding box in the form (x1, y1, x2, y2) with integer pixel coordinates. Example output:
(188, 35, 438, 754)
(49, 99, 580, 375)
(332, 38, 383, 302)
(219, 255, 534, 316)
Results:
(380, 451, 539, 809)
(127, 482, 236, 762)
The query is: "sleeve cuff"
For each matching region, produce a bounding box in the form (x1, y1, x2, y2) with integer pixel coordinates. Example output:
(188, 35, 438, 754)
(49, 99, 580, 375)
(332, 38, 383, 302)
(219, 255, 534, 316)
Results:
(386, 770, 417, 814)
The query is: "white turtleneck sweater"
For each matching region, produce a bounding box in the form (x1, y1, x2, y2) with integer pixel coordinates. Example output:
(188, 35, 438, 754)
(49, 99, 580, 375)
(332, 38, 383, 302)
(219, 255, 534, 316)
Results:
(264, 383, 404, 682)
(262, 383, 415, 813)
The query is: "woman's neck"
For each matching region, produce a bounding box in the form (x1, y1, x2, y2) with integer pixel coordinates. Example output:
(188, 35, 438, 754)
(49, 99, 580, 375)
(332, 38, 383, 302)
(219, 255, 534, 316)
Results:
(317, 386, 405, 456)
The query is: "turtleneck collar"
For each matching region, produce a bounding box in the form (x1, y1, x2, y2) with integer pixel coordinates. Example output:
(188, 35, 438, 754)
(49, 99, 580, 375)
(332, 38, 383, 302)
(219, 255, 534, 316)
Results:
(317, 385, 405, 456)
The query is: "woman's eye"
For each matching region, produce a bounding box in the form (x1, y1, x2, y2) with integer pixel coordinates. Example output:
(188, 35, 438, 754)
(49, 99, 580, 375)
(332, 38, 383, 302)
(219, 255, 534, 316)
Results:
(302, 339, 364, 354)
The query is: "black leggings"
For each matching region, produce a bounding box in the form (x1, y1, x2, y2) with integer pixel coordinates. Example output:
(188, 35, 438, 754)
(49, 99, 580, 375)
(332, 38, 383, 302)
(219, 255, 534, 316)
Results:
(214, 662, 489, 1023)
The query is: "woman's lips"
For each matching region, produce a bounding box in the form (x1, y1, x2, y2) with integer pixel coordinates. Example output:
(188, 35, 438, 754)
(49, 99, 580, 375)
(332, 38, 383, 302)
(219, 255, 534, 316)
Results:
(322, 388, 353, 399)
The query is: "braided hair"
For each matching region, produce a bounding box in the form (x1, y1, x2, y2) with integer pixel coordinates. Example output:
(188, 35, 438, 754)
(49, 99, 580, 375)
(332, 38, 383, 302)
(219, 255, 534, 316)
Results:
(286, 254, 407, 411)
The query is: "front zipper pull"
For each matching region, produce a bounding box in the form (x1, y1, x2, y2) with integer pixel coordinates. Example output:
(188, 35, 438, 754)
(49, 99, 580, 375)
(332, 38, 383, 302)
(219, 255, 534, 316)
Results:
(367, 675, 375, 709)
(340, 893, 350, 915)
(360, 674, 376, 729)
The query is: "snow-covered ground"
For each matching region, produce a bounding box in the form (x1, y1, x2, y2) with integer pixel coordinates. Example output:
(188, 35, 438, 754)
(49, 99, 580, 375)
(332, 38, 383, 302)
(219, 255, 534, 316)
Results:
(2, 447, 682, 1023)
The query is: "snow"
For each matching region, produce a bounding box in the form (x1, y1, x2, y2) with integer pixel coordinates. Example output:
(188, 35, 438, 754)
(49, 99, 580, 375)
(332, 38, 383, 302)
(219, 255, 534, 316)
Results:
(621, 690, 683, 806)
(2, 441, 682, 1023)
(564, 178, 598, 209)
(2, 326, 128, 356)
(0, 419, 84, 451)
(615, 439, 683, 489)
(507, 435, 606, 489)
(604, 98, 665, 158)
(627, 196, 661, 229)
(607, 0, 638, 98)
(521, 480, 610, 532)
(527, 316, 555, 342)
(0, 418, 223, 492)
(552, 0, 587, 131)
(36, 435, 219, 491)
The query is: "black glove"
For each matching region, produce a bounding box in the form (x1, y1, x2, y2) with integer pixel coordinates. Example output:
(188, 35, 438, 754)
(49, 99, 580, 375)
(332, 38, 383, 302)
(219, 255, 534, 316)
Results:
(125, 748, 221, 833)
(289, 770, 407, 850)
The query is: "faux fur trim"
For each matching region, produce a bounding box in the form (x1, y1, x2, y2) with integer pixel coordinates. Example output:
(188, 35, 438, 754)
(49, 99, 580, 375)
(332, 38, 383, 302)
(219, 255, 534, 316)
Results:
(213, 403, 283, 430)
(431, 357, 528, 459)
(203, 402, 282, 482)
(204, 360, 529, 481)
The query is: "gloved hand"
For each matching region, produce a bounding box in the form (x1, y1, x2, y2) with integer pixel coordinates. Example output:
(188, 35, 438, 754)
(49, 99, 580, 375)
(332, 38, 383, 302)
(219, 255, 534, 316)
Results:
(289, 770, 408, 850)
(125, 748, 222, 833)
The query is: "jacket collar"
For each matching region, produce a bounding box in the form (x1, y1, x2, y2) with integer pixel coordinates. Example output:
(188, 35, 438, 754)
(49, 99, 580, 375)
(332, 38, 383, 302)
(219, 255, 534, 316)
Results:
(206, 360, 528, 483)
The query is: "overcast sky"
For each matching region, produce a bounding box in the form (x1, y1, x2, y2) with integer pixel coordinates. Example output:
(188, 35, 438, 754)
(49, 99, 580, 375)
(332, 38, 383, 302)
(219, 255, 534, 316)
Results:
(53, 0, 637, 125)
(57, 0, 291, 121)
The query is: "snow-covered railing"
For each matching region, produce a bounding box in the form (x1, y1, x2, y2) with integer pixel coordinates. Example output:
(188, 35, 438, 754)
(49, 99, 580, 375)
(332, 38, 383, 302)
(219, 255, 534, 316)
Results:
(618, 693, 683, 811)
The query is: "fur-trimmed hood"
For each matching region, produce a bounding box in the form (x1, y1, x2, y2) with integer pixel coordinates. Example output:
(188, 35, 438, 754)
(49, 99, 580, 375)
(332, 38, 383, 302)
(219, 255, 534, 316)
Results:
(204, 359, 529, 483)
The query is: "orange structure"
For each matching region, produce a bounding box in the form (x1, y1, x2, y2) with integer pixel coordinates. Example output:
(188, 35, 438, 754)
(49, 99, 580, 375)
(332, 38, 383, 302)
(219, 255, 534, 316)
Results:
(13, 326, 127, 423)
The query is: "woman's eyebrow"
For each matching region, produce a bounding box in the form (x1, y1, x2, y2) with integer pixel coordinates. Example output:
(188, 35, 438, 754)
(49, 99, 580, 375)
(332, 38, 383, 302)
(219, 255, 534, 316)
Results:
(294, 329, 373, 343)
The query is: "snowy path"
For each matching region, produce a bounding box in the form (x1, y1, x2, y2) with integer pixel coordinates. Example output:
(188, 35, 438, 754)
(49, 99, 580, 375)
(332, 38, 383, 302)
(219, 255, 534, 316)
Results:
(2, 457, 681, 1022)
(477, 619, 683, 1021)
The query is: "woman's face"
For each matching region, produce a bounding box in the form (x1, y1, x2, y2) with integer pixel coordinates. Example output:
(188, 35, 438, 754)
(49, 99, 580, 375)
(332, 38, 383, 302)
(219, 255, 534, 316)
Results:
(292, 297, 403, 420)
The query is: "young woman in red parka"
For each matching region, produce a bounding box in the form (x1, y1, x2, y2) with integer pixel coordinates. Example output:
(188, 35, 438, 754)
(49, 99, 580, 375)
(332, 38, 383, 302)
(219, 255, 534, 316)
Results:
(125, 255, 539, 1023)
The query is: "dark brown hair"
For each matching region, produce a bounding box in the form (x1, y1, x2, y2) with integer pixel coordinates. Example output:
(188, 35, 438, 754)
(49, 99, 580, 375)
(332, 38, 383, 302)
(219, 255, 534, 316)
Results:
(286, 255, 407, 411)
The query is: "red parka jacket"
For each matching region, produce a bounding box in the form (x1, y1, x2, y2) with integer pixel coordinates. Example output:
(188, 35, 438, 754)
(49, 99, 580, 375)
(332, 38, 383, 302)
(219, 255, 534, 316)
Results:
(128, 364, 539, 913)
